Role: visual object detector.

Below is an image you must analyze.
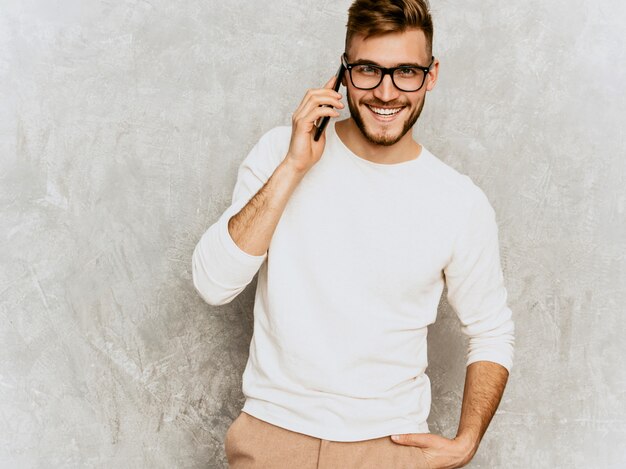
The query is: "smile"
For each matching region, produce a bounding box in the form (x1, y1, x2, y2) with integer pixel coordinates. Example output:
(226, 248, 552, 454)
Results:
(367, 105, 405, 116)
(366, 105, 405, 121)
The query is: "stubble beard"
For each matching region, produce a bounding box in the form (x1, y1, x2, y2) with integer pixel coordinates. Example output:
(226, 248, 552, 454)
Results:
(347, 91, 426, 147)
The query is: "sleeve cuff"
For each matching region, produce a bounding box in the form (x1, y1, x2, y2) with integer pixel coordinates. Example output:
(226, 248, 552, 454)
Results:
(213, 210, 268, 286)
(466, 350, 513, 374)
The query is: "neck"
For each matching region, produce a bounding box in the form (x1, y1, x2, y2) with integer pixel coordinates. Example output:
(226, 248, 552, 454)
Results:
(335, 118, 422, 165)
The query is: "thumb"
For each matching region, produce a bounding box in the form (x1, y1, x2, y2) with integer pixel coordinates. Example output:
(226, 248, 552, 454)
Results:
(391, 432, 434, 447)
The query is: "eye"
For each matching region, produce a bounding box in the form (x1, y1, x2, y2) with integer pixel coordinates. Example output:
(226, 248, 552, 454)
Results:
(397, 67, 418, 77)
(355, 65, 378, 75)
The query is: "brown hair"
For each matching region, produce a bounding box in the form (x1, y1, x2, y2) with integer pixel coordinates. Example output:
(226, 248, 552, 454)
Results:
(345, 0, 434, 57)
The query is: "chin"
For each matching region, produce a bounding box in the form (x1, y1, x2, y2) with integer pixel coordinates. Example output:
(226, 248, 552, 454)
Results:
(360, 109, 412, 146)
(363, 125, 406, 146)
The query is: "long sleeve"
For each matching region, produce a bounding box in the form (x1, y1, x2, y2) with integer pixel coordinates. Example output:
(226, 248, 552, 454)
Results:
(191, 127, 285, 306)
(443, 187, 515, 373)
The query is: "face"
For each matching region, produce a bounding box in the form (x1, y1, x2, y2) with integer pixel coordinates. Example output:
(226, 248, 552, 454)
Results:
(344, 29, 439, 147)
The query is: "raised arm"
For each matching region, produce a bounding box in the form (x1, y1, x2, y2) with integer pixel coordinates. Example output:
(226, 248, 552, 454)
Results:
(227, 159, 305, 257)
(191, 127, 295, 306)
(191, 75, 344, 306)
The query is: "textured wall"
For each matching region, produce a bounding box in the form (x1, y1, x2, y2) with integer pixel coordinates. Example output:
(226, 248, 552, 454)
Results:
(1, 0, 624, 468)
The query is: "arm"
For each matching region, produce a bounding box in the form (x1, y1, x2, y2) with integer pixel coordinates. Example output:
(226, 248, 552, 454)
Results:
(192, 77, 342, 306)
(391, 360, 510, 468)
(454, 360, 509, 464)
(443, 185, 515, 372)
(192, 128, 301, 306)
(227, 77, 345, 256)
(227, 158, 305, 256)
(443, 183, 515, 461)
(391, 184, 515, 468)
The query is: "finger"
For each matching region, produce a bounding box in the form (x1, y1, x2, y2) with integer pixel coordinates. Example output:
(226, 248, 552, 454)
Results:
(293, 103, 341, 132)
(299, 95, 344, 120)
(296, 77, 342, 112)
(294, 94, 344, 123)
(391, 433, 440, 448)
(304, 106, 340, 130)
(294, 87, 343, 116)
(295, 106, 340, 134)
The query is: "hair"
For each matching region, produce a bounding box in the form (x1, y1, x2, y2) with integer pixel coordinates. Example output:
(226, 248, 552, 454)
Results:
(344, 0, 434, 58)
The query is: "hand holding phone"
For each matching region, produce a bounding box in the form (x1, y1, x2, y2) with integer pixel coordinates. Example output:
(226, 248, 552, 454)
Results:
(313, 62, 346, 141)
(285, 66, 345, 174)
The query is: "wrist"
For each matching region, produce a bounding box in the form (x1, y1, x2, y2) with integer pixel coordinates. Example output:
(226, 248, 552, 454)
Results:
(453, 432, 479, 461)
(282, 154, 310, 177)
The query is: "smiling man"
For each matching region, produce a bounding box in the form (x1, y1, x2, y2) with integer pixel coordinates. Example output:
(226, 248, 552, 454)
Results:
(338, 28, 434, 155)
(192, 1, 515, 468)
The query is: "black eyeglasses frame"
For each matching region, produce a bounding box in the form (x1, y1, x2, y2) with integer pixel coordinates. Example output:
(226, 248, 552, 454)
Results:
(341, 53, 435, 92)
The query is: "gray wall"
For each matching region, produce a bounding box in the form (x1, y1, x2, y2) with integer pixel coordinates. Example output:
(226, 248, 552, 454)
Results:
(1, 0, 624, 468)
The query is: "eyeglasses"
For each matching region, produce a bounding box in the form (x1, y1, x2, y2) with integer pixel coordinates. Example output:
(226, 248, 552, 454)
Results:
(341, 53, 435, 92)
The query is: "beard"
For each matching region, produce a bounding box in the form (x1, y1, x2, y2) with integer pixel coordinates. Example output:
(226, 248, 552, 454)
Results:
(347, 92, 426, 147)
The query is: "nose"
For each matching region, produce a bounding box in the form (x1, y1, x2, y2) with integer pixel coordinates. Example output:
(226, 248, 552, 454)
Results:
(373, 73, 400, 102)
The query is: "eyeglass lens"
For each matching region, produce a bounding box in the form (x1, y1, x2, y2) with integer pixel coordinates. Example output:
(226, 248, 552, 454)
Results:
(351, 65, 426, 92)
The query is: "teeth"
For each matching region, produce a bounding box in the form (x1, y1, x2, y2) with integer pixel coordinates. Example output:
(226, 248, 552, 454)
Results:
(369, 105, 403, 116)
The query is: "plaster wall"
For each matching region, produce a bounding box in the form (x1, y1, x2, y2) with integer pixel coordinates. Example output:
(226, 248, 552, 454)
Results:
(1, 1, 624, 467)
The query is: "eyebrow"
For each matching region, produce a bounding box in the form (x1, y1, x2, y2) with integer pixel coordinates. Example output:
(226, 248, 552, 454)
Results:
(351, 58, 424, 68)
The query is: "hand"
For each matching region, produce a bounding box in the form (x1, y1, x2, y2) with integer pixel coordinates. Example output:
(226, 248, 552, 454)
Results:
(390, 432, 476, 469)
(285, 75, 344, 174)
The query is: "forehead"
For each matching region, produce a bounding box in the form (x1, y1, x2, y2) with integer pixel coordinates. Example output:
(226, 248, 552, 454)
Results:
(347, 29, 429, 66)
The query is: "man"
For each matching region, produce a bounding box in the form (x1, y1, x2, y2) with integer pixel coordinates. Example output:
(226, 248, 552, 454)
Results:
(192, 0, 515, 467)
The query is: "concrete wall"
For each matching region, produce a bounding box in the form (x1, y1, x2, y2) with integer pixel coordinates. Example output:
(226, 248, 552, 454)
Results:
(1, 0, 624, 467)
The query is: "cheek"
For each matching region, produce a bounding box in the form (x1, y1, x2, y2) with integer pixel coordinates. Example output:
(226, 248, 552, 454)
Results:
(409, 93, 426, 108)
(349, 88, 372, 105)
(346, 88, 363, 106)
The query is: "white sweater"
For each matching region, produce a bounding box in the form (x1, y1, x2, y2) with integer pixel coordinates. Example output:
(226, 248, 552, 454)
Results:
(192, 120, 515, 442)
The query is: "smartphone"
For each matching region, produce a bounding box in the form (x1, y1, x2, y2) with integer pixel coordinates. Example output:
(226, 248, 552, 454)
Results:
(313, 62, 346, 141)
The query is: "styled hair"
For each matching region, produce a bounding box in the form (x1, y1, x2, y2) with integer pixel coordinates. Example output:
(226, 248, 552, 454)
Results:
(345, 0, 434, 57)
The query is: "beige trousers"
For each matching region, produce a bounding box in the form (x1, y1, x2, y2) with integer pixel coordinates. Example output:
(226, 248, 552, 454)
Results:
(225, 411, 431, 469)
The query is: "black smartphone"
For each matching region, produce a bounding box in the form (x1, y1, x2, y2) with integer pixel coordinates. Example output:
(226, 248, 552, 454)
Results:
(313, 62, 346, 142)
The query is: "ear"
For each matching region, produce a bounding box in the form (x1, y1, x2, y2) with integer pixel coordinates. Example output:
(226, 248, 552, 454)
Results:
(340, 54, 348, 88)
(426, 58, 439, 91)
